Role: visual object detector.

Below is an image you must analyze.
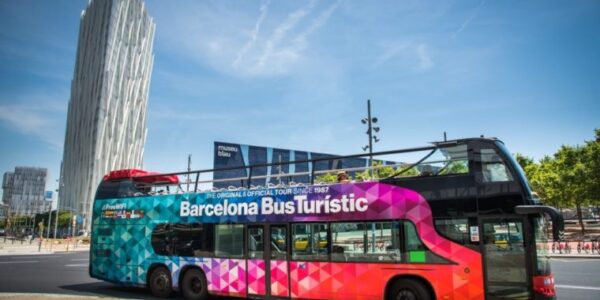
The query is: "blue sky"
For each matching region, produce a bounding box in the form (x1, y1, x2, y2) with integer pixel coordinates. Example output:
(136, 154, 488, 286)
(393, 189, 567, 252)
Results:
(0, 0, 598, 196)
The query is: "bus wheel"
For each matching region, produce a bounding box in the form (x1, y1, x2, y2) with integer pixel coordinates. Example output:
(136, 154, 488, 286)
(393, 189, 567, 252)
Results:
(181, 268, 208, 300)
(389, 279, 432, 300)
(149, 266, 172, 298)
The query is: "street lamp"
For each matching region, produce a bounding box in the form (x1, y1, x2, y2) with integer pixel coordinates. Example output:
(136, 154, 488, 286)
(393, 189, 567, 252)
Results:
(361, 99, 381, 178)
(54, 160, 64, 241)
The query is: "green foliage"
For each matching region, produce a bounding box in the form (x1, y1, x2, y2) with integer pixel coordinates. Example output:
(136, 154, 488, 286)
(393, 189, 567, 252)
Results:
(315, 172, 338, 183)
(517, 129, 600, 235)
(3, 210, 73, 231)
(443, 161, 469, 174)
(515, 153, 534, 171)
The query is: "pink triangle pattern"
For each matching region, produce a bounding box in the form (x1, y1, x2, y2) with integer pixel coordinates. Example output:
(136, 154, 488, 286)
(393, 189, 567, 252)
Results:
(197, 258, 247, 297)
(247, 259, 266, 295)
(286, 183, 484, 300)
(270, 260, 289, 297)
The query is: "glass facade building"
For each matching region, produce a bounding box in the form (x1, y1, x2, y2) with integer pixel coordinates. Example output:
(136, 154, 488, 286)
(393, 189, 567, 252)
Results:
(2, 167, 48, 216)
(60, 0, 155, 230)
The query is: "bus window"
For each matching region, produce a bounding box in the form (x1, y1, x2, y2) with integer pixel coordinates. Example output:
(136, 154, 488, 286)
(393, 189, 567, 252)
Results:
(331, 222, 363, 261)
(434, 218, 469, 244)
(366, 222, 400, 261)
(403, 221, 448, 264)
(331, 222, 401, 262)
(481, 149, 513, 182)
(270, 225, 288, 260)
(151, 223, 172, 256)
(292, 223, 328, 261)
(185, 223, 214, 257)
(215, 224, 244, 258)
(248, 226, 264, 259)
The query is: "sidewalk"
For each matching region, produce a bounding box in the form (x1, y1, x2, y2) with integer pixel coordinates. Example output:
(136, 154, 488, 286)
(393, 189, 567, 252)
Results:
(0, 237, 90, 255)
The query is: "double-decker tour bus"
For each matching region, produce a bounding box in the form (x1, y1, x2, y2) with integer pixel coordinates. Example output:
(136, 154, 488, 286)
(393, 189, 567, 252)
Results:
(89, 137, 563, 300)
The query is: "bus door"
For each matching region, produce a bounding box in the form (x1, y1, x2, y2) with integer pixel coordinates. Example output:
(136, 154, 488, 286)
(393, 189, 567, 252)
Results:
(247, 224, 290, 298)
(480, 217, 531, 300)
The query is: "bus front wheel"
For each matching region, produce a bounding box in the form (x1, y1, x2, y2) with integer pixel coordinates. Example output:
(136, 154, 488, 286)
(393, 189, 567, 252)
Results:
(389, 278, 432, 300)
(181, 268, 208, 300)
(149, 266, 172, 298)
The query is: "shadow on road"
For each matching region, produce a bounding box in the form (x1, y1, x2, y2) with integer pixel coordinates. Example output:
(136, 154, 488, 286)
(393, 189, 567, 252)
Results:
(60, 282, 239, 300)
(59, 282, 169, 299)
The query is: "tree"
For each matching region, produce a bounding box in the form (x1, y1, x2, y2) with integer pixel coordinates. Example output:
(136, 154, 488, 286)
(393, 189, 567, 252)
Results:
(515, 153, 534, 172)
(554, 145, 588, 234)
(315, 172, 337, 184)
(583, 129, 600, 218)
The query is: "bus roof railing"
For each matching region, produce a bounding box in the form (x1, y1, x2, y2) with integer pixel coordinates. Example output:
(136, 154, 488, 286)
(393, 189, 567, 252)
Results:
(126, 137, 492, 192)
(131, 144, 439, 191)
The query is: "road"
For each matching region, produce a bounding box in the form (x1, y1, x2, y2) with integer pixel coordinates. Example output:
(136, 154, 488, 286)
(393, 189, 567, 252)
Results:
(0, 253, 599, 299)
(553, 258, 600, 300)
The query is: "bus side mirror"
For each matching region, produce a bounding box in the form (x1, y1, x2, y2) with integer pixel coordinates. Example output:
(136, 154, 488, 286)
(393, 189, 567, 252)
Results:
(515, 205, 564, 241)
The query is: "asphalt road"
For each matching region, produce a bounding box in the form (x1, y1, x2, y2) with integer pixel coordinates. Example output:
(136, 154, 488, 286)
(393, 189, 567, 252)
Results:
(552, 258, 600, 300)
(0, 253, 599, 299)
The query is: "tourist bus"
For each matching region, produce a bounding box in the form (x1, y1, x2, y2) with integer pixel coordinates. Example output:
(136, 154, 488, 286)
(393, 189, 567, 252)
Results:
(89, 137, 563, 300)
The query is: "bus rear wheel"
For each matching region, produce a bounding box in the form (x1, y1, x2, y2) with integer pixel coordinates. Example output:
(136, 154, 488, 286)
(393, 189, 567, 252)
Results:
(389, 278, 432, 300)
(181, 268, 208, 300)
(149, 266, 172, 298)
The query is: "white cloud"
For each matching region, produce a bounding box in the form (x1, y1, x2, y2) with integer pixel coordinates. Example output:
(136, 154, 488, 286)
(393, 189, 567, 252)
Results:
(153, 0, 340, 77)
(452, 0, 487, 39)
(233, 0, 272, 67)
(416, 43, 434, 70)
(373, 41, 434, 71)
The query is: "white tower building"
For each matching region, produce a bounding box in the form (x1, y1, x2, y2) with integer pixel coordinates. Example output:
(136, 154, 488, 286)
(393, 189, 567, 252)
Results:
(60, 0, 155, 230)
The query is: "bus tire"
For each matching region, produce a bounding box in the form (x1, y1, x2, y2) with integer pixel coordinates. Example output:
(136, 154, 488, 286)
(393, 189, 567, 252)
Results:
(389, 278, 432, 300)
(148, 266, 172, 298)
(181, 268, 208, 300)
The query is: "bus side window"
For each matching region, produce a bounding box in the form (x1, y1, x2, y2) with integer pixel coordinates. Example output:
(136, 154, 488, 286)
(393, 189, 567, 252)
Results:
(331, 221, 402, 262)
(151, 223, 172, 256)
(270, 225, 287, 260)
(95, 181, 121, 199)
(292, 223, 328, 261)
(402, 221, 449, 264)
(215, 224, 244, 258)
(481, 149, 513, 182)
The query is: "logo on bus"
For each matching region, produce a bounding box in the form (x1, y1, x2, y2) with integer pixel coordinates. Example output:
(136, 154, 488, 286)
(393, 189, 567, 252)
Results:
(179, 194, 368, 217)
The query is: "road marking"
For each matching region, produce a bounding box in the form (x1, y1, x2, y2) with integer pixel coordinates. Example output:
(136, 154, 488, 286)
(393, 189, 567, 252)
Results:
(556, 284, 600, 291)
(0, 260, 38, 264)
(65, 263, 88, 267)
(70, 258, 88, 261)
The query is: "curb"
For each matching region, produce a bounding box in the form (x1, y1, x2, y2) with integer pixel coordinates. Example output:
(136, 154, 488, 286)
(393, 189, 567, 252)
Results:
(549, 254, 600, 259)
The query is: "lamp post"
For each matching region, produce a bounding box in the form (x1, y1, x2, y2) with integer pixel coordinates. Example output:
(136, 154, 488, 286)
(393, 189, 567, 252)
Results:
(361, 99, 380, 178)
(54, 161, 63, 242)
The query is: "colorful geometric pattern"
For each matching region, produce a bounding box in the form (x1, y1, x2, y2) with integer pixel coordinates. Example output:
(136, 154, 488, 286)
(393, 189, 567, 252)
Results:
(199, 258, 246, 295)
(90, 182, 484, 299)
(247, 259, 266, 295)
(270, 260, 289, 297)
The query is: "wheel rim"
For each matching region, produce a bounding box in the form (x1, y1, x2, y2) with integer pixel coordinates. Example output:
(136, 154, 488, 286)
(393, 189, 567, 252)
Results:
(154, 273, 169, 292)
(396, 289, 417, 300)
(190, 276, 202, 294)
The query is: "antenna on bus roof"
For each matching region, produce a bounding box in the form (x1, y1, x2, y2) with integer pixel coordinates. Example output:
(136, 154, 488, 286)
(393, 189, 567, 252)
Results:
(443, 132, 447, 142)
